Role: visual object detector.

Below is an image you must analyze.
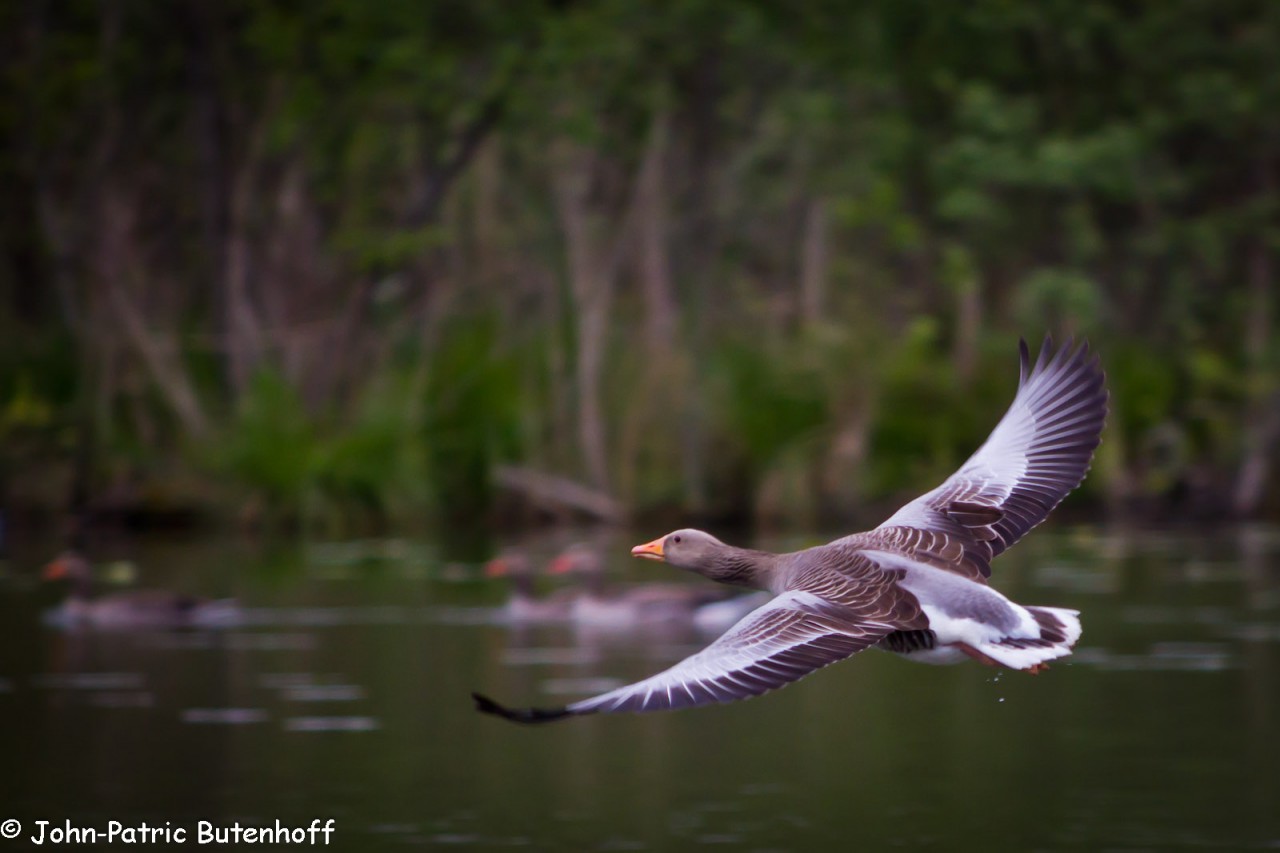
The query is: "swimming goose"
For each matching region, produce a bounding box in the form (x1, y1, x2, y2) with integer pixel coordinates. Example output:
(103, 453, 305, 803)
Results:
(42, 551, 239, 630)
(474, 337, 1106, 723)
(547, 544, 767, 629)
(484, 551, 577, 623)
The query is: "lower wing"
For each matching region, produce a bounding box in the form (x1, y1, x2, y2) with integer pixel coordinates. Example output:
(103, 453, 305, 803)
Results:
(473, 590, 894, 724)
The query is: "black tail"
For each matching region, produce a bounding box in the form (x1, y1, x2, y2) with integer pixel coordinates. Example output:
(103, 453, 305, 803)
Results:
(472, 692, 576, 725)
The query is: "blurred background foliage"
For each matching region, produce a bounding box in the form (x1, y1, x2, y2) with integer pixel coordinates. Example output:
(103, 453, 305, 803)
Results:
(1, 0, 1278, 533)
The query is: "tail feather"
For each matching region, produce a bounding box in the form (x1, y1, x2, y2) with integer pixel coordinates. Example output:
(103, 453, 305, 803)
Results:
(979, 606, 1082, 671)
(1026, 605, 1082, 646)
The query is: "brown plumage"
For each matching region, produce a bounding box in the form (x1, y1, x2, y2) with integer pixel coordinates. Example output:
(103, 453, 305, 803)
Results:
(547, 544, 760, 627)
(42, 552, 238, 630)
(474, 336, 1106, 723)
(484, 551, 577, 623)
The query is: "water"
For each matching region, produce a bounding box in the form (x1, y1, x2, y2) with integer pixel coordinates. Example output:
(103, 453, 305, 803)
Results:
(1, 525, 1278, 850)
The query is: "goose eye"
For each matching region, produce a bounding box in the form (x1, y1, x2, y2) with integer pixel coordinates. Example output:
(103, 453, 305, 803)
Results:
(673, 535, 682, 544)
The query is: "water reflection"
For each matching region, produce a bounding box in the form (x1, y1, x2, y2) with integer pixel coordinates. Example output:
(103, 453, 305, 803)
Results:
(0, 526, 1276, 849)
(182, 708, 269, 725)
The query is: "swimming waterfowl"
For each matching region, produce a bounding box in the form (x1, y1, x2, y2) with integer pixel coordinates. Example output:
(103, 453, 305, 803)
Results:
(474, 337, 1106, 723)
(42, 551, 238, 630)
(484, 551, 576, 623)
(547, 544, 765, 629)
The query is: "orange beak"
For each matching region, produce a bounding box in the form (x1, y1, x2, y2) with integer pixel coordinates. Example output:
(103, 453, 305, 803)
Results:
(547, 555, 574, 575)
(42, 559, 68, 581)
(630, 537, 666, 562)
(483, 558, 507, 578)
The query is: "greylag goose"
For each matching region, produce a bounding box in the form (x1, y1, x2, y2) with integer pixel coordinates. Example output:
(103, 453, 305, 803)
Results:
(547, 544, 766, 629)
(484, 551, 576, 623)
(42, 551, 239, 630)
(474, 336, 1106, 723)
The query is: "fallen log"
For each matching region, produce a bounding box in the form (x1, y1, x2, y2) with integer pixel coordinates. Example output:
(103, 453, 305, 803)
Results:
(493, 466, 624, 522)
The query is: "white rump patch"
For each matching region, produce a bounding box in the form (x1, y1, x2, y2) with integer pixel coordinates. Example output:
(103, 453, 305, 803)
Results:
(976, 641, 1073, 670)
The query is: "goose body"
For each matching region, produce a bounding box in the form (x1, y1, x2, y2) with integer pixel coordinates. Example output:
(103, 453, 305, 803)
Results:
(42, 552, 239, 630)
(484, 553, 577, 623)
(548, 545, 763, 629)
(475, 337, 1106, 723)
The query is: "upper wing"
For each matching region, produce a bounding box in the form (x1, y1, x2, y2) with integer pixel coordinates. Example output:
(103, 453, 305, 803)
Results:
(844, 336, 1107, 582)
(473, 589, 897, 724)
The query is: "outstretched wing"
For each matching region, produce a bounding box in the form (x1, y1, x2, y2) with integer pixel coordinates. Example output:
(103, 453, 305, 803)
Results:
(846, 336, 1107, 582)
(473, 589, 896, 724)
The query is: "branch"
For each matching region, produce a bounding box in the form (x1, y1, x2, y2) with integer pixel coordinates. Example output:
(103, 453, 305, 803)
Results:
(494, 465, 624, 521)
(107, 284, 211, 438)
(406, 90, 508, 226)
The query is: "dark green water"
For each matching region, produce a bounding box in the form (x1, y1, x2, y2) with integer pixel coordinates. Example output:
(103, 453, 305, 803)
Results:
(1, 525, 1278, 851)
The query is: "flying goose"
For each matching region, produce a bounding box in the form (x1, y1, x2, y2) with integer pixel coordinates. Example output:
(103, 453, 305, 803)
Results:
(474, 336, 1107, 723)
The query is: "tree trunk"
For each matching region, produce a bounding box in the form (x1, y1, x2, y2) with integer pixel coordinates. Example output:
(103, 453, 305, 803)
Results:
(799, 197, 828, 324)
(550, 121, 657, 493)
(183, 0, 229, 298)
(953, 273, 981, 383)
(1233, 224, 1275, 516)
(677, 54, 723, 514)
(472, 138, 502, 289)
(98, 186, 210, 438)
(221, 111, 272, 400)
(552, 144, 613, 491)
(637, 114, 676, 351)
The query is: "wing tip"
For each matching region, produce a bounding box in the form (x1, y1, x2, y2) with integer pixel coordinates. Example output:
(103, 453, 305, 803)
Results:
(1025, 333, 1107, 391)
(472, 691, 576, 725)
